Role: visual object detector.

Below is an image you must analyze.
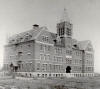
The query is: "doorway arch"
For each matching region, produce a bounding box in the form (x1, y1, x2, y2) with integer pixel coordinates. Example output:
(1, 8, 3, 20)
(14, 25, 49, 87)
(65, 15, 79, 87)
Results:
(66, 66, 71, 73)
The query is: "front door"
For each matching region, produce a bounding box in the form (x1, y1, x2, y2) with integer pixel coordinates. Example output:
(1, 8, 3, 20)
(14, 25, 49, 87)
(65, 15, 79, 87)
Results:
(66, 66, 71, 73)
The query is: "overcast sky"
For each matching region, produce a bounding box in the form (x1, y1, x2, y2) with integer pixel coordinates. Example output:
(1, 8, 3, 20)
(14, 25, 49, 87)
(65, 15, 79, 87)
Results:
(0, 0, 100, 73)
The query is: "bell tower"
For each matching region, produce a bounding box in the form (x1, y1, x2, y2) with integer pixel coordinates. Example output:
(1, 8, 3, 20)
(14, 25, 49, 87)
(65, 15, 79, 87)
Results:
(56, 8, 73, 72)
(56, 8, 73, 48)
(57, 8, 73, 38)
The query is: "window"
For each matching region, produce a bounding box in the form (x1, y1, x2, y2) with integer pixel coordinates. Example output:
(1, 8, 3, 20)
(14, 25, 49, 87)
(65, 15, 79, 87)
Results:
(17, 37, 23, 43)
(37, 74, 40, 77)
(86, 53, 93, 59)
(42, 35, 49, 42)
(19, 64, 24, 69)
(48, 55, 50, 61)
(61, 57, 63, 62)
(59, 28, 61, 36)
(44, 55, 46, 60)
(37, 63, 40, 70)
(24, 33, 32, 41)
(66, 28, 72, 36)
(42, 36, 45, 41)
(44, 45, 46, 51)
(80, 60, 82, 64)
(66, 50, 72, 55)
(55, 47, 62, 54)
(58, 57, 62, 62)
(40, 44, 51, 52)
(40, 44, 44, 51)
(49, 64, 52, 70)
(40, 45, 50, 52)
(46, 36, 49, 42)
(54, 56, 56, 61)
(87, 47, 92, 51)
(42, 64, 47, 71)
(47, 46, 50, 51)
(61, 28, 64, 35)
(9, 39, 15, 43)
(69, 60, 72, 64)
(54, 65, 56, 71)
(43, 54, 50, 61)
(40, 54, 44, 60)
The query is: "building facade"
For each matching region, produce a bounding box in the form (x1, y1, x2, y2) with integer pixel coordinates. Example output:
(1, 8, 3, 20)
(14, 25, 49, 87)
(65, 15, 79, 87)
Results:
(3, 10, 94, 77)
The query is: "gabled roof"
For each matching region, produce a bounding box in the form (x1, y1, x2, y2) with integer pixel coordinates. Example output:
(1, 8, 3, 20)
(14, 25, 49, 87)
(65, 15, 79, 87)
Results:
(72, 39, 93, 51)
(8, 27, 46, 44)
(50, 32, 57, 40)
(7, 26, 93, 51)
(77, 40, 92, 50)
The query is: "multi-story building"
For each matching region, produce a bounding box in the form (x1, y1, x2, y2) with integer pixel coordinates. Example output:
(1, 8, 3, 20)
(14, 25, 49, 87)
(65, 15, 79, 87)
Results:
(3, 9, 94, 77)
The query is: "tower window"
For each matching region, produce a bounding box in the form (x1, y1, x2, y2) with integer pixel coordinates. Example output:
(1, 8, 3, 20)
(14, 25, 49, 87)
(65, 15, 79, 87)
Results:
(59, 28, 61, 36)
(61, 28, 64, 35)
(66, 28, 72, 36)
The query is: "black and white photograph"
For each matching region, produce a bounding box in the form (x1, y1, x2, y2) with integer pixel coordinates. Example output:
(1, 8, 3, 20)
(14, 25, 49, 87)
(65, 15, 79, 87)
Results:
(0, 0, 100, 89)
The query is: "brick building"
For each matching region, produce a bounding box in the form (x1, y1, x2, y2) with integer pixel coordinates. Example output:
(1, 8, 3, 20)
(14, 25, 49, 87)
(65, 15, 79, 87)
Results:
(3, 9, 94, 77)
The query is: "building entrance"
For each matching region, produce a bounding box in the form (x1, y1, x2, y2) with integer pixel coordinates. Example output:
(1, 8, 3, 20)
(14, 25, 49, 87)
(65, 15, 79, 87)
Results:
(66, 66, 71, 73)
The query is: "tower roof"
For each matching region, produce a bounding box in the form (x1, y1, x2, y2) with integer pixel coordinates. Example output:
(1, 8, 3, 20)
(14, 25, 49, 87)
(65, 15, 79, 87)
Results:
(60, 8, 70, 22)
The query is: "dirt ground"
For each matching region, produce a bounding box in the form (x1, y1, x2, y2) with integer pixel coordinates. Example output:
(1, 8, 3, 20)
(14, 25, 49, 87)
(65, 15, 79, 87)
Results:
(0, 77, 100, 89)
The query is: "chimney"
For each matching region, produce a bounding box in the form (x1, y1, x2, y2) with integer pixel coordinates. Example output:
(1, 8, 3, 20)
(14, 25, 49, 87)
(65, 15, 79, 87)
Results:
(33, 24, 39, 29)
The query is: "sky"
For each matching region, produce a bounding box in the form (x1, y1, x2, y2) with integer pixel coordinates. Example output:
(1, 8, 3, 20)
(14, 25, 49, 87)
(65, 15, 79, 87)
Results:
(0, 0, 100, 73)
